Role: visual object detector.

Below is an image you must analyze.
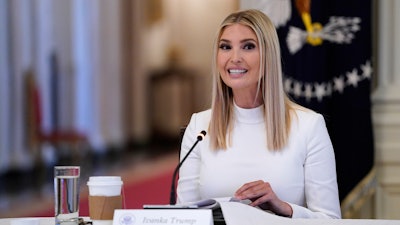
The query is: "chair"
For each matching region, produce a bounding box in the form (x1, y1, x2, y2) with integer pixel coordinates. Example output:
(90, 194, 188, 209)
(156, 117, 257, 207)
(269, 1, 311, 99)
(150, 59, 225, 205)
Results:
(25, 70, 88, 164)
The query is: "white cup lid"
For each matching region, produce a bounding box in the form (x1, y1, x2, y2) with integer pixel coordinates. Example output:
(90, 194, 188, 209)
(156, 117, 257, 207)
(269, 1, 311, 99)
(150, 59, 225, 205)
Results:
(87, 176, 123, 186)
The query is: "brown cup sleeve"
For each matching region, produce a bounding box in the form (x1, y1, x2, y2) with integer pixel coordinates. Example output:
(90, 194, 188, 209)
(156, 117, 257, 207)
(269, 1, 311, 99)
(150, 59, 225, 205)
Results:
(89, 195, 123, 220)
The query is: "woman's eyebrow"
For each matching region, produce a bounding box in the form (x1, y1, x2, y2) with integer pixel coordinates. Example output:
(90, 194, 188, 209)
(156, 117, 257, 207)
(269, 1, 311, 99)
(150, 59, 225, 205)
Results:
(219, 39, 230, 43)
(219, 38, 256, 43)
(240, 38, 257, 43)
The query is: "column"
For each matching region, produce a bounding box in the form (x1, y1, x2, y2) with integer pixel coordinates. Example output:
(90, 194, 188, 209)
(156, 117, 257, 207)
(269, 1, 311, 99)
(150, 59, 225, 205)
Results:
(372, 0, 400, 219)
(0, 0, 11, 173)
(9, 0, 35, 169)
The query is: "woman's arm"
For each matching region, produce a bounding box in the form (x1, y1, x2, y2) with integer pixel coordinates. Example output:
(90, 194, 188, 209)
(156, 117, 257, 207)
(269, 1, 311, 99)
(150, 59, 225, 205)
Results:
(292, 114, 341, 218)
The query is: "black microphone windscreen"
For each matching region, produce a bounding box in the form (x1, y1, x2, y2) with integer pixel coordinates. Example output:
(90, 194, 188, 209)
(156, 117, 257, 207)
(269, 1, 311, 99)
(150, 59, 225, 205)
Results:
(197, 130, 207, 141)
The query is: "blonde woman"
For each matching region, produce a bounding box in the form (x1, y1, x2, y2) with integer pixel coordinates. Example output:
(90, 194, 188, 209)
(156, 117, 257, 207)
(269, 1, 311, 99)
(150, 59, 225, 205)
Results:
(177, 9, 341, 219)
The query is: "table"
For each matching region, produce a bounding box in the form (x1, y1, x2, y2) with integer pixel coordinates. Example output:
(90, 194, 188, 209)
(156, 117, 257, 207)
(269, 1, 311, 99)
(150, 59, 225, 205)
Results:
(1, 209, 400, 225)
(0, 217, 90, 225)
(219, 202, 400, 225)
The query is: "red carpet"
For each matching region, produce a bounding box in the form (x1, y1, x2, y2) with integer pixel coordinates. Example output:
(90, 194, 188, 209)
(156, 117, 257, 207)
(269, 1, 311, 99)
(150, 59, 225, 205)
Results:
(31, 168, 174, 217)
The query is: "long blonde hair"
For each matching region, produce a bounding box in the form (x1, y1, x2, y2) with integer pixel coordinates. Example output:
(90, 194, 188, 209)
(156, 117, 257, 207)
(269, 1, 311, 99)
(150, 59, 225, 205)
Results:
(209, 9, 297, 151)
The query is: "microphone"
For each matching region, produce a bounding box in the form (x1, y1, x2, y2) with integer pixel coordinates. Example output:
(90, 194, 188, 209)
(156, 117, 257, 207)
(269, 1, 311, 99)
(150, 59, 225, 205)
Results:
(169, 130, 206, 205)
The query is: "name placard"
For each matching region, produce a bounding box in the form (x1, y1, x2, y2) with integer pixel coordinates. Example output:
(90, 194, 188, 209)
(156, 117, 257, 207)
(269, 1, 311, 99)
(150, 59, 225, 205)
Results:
(113, 209, 213, 225)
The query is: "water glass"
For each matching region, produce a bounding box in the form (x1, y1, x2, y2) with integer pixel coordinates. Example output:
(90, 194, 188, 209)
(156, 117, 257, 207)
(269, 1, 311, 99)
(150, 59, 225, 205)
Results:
(54, 166, 80, 225)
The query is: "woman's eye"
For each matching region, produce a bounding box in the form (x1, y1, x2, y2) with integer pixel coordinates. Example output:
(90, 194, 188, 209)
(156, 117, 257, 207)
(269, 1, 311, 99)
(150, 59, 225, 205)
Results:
(219, 44, 231, 50)
(243, 43, 256, 50)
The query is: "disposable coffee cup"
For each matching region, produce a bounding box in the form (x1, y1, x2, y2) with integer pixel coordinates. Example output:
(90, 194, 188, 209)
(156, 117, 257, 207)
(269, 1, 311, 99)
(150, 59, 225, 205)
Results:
(87, 176, 123, 225)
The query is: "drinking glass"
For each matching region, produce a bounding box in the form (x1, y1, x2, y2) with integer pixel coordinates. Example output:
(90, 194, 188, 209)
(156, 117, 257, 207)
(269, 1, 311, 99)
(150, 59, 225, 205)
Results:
(54, 166, 80, 225)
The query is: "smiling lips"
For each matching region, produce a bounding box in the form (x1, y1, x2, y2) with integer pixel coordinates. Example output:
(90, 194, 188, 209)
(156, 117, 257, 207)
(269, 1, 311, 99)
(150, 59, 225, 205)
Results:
(228, 69, 248, 75)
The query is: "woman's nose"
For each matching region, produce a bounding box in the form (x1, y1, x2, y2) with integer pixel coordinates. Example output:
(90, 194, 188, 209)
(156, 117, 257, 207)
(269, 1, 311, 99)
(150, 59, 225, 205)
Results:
(230, 49, 242, 63)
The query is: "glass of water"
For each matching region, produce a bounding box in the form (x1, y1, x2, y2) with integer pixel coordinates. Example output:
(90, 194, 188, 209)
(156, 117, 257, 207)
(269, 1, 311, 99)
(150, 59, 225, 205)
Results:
(54, 166, 80, 225)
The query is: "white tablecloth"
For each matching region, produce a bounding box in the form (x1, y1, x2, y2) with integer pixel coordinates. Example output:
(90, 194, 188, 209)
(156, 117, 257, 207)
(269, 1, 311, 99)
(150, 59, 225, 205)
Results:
(0, 217, 90, 225)
(1, 211, 400, 225)
(219, 202, 400, 225)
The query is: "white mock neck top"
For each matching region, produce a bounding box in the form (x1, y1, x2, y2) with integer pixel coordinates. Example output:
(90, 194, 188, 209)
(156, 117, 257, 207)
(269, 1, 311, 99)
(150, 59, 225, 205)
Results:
(233, 102, 264, 124)
(177, 104, 341, 219)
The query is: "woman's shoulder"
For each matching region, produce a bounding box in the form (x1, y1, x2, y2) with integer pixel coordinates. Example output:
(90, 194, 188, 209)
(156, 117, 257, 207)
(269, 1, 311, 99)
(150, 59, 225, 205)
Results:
(187, 108, 212, 127)
(289, 105, 329, 139)
(183, 109, 211, 138)
(193, 108, 212, 118)
(291, 104, 325, 124)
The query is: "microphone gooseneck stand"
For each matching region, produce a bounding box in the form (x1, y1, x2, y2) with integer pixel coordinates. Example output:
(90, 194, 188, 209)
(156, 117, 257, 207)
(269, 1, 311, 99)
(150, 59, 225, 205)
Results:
(169, 130, 206, 205)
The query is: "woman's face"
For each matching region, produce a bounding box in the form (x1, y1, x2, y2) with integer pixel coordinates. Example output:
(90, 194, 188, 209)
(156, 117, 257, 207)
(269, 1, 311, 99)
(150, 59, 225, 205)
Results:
(217, 23, 260, 97)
